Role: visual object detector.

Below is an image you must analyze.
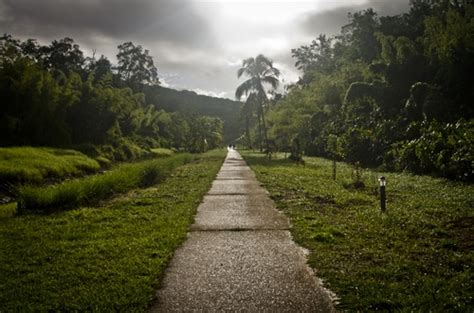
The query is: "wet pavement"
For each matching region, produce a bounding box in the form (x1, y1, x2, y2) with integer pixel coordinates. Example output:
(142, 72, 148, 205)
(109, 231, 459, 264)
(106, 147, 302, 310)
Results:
(150, 150, 335, 312)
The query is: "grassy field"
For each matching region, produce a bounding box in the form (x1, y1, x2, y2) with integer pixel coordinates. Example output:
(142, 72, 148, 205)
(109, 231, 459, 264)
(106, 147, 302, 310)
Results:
(0, 149, 226, 311)
(18, 153, 193, 214)
(0, 147, 176, 194)
(242, 151, 473, 312)
(0, 147, 100, 188)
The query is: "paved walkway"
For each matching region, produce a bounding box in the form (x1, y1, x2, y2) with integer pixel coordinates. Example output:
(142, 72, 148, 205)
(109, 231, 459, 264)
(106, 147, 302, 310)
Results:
(150, 150, 335, 312)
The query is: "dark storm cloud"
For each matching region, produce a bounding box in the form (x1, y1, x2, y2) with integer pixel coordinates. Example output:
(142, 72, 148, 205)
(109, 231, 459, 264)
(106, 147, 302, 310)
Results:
(0, 0, 212, 47)
(300, 0, 410, 37)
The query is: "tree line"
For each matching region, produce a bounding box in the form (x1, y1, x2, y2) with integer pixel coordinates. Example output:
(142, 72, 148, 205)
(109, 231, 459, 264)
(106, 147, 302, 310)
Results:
(238, 0, 473, 181)
(0, 36, 224, 160)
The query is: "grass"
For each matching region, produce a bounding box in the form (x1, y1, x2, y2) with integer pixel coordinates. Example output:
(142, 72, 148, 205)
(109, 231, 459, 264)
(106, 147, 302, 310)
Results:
(0, 147, 100, 188)
(150, 148, 175, 158)
(17, 153, 194, 214)
(0, 149, 226, 311)
(242, 151, 473, 312)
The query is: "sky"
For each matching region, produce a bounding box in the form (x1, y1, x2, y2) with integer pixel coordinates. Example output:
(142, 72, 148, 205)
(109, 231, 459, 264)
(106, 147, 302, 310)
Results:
(0, 0, 410, 99)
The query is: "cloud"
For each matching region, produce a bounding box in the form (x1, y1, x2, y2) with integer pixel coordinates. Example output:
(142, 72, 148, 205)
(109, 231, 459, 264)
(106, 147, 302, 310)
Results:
(0, 0, 213, 48)
(192, 88, 228, 99)
(0, 0, 412, 100)
(300, 0, 411, 37)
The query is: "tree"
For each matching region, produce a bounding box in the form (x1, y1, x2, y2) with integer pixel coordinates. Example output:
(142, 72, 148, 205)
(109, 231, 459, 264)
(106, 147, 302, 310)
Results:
(235, 54, 280, 152)
(43, 37, 85, 75)
(240, 93, 257, 149)
(85, 55, 113, 84)
(116, 42, 158, 90)
(291, 34, 334, 84)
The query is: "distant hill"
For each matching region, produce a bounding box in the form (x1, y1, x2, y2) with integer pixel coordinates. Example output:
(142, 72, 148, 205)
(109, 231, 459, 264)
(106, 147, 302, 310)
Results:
(144, 86, 242, 143)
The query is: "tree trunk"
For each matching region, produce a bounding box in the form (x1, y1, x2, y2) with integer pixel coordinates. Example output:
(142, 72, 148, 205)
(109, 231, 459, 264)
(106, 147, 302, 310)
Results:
(260, 105, 269, 153)
(245, 115, 252, 149)
(257, 110, 263, 152)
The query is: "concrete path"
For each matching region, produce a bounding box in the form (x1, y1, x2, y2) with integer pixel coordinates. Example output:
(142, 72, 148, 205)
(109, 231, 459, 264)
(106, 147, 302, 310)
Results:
(150, 150, 335, 312)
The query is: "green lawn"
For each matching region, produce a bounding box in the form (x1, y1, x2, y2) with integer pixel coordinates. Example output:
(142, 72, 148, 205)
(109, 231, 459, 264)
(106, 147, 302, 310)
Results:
(0, 149, 226, 311)
(242, 151, 473, 312)
(0, 147, 100, 187)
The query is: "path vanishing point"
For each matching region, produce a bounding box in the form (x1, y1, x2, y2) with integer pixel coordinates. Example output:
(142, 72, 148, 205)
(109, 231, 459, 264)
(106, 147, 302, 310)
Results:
(150, 150, 335, 312)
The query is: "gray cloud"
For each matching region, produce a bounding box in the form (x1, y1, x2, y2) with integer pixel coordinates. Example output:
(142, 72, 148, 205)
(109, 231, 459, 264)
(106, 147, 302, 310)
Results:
(0, 0, 213, 48)
(300, 0, 411, 37)
(0, 0, 412, 99)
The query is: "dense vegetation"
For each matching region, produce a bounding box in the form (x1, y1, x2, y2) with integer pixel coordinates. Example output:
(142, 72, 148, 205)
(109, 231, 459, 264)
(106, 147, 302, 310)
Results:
(241, 1, 473, 181)
(0, 150, 225, 311)
(0, 36, 239, 158)
(145, 86, 241, 142)
(243, 151, 473, 311)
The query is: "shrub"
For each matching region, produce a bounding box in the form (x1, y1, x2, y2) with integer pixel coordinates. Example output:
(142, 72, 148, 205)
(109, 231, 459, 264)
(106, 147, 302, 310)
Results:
(390, 119, 473, 181)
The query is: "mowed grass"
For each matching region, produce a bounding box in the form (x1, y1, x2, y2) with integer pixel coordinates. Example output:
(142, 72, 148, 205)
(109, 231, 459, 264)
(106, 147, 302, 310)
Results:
(18, 154, 193, 214)
(0, 149, 226, 311)
(0, 147, 100, 187)
(242, 151, 473, 312)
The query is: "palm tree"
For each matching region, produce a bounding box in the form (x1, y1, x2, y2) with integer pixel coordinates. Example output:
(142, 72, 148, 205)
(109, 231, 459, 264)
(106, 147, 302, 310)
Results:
(235, 54, 280, 152)
(240, 93, 256, 149)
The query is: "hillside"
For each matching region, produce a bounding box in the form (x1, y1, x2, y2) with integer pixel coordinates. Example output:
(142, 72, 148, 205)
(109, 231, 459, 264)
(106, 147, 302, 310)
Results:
(144, 86, 242, 143)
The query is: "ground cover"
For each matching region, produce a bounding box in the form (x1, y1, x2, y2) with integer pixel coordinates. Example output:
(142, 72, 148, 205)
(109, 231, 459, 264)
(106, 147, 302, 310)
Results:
(0, 149, 225, 311)
(242, 151, 473, 311)
(0, 147, 100, 188)
(17, 153, 193, 214)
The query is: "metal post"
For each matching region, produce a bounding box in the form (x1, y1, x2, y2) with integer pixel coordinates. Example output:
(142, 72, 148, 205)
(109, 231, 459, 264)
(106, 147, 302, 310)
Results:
(379, 176, 386, 212)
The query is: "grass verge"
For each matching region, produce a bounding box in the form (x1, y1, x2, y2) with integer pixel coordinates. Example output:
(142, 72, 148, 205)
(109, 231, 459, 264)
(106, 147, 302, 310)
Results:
(242, 151, 473, 311)
(17, 154, 194, 214)
(0, 149, 226, 311)
(0, 147, 100, 188)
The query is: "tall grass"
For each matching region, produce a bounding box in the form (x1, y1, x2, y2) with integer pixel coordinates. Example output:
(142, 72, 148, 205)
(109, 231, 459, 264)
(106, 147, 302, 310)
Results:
(17, 153, 193, 214)
(0, 147, 100, 186)
(150, 148, 175, 158)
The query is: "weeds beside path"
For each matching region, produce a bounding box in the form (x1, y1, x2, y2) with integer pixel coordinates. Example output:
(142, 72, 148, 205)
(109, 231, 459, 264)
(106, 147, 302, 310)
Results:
(17, 153, 193, 214)
(242, 151, 473, 312)
(0, 149, 225, 311)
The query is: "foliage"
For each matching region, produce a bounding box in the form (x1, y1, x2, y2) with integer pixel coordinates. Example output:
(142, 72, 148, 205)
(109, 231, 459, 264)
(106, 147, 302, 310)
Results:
(243, 151, 473, 311)
(261, 1, 473, 181)
(390, 119, 473, 181)
(17, 154, 193, 214)
(0, 35, 228, 155)
(0, 150, 225, 311)
(116, 42, 158, 90)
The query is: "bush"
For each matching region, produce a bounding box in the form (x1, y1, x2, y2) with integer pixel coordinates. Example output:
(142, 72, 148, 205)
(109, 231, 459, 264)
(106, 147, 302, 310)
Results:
(340, 128, 378, 167)
(390, 119, 473, 181)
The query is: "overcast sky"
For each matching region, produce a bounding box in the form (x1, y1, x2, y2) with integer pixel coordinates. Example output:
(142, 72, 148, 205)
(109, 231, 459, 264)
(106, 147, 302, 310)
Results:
(1, 0, 410, 99)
